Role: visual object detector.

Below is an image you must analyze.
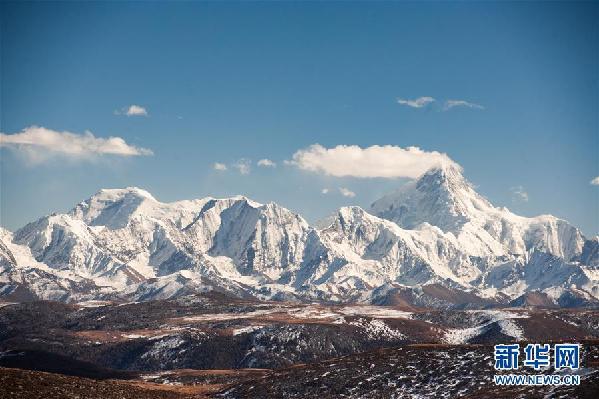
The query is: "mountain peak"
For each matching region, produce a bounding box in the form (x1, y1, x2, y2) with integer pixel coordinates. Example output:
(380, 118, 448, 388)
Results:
(415, 164, 468, 192)
(93, 187, 156, 202)
(69, 187, 158, 228)
(422, 162, 464, 179)
(370, 165, 493, 232)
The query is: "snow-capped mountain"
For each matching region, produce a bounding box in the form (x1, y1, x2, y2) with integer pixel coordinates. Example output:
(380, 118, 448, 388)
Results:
(1, 166, 597, 307)
(371, 165, 584, 260)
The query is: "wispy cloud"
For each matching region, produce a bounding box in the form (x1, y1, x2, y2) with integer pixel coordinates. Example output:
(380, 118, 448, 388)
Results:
(510, 186, 529, 202)
(289, 144, 458, 179)
(257, 159, 276, 168)
(396, 96, 435, 108)
(339, 187, 356, 198)
(443, 100, 484, 111)
(321, 188, 330, 194)
(396, 96, 484, 112)
(115, 105, 148, 117)
(0, 126, 152, 164)
(233, 159, 251, 175)
(213, 162, 227, 171)
(213, 159, 256, 174)
(591, 176, 599, 186)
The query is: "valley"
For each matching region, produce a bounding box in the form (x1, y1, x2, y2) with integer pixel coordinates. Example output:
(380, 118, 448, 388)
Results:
(1, 294, 598, 398)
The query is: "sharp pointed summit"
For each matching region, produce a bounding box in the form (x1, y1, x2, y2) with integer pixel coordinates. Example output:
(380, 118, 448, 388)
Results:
(370, 165, 493, 232)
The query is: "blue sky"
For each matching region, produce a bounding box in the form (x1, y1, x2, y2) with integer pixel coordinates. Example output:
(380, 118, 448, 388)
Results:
(1, 1, 598, 235)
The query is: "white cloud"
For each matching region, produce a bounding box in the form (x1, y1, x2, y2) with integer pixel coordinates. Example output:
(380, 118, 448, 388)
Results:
(510, 186, 529, 202)
(289, 144, 458, 179)
(339, 187, 356, 198)
(591, 177, 599, 185)
(126, 105, 148, 116)
(396, 96, 435, 108)
(0, 126, 153, 163)
(115, 105, 148, 116)
(257, 158, 276, 167)
(233, 159, 251, 175)
(213, 162, 227, 171)
(443, 100, 484, 111)
(321, 188, 330, 194)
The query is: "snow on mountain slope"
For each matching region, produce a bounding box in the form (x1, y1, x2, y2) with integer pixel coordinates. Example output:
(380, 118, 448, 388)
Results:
(0, 228, 18, 269)
(0, 228, 101, 301)
(13, 213, 147, 289)
(477, 250, 598, 301)
(308, 207, 472, 287)
(70, 187, 205, 230)
(5, 189, 315, 301)
(371, 165, 585, 260)
(576, 236, 599, 267)
(305, 204, 596, 304)
(183, 197, 310, 279)
(282, 206, 483, 303)
(1, 166, 597, 306)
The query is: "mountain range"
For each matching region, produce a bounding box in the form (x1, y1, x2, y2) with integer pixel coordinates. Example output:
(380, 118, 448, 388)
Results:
(1, 165, 597, 308)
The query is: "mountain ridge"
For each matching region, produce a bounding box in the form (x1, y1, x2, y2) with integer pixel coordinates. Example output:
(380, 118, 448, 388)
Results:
(1, 167, 597, 308)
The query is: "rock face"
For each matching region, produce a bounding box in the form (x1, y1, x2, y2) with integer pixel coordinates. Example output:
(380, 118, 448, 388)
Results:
(1, 167, 597, 307)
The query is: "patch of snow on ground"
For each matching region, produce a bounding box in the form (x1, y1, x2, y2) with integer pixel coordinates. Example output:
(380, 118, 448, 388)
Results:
(444, 310, 528, 344)
(123, 333, 146, 339)
(497, 319, 524, 341)
(77, 300, 112, 308)
(182, 308, 283, 322)
(182, 305, 411, 324)
(139, 372, 169, 381)
(142, 336, 185, 360)
(349, 318, 405, 340)
(445, 325, 487, 345)
(481, 309, 529, 320)
(232, 325, 264, 335)
(288, 307, 345, 323)
(338, 305, 412, 319)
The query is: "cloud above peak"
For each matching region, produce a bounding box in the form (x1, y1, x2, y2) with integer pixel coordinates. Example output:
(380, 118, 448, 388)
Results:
(213, 162, 227, 171)
(289, 144, 458, 179)
(443, 100, 484, 111)
(396, 96, 484, 111)
(396, 96, 435, 108)
(257, 158, 276, 167)
(115, 104, 148, 117)
(339, 187, 356, 198)
(0, 126, 153, 164)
